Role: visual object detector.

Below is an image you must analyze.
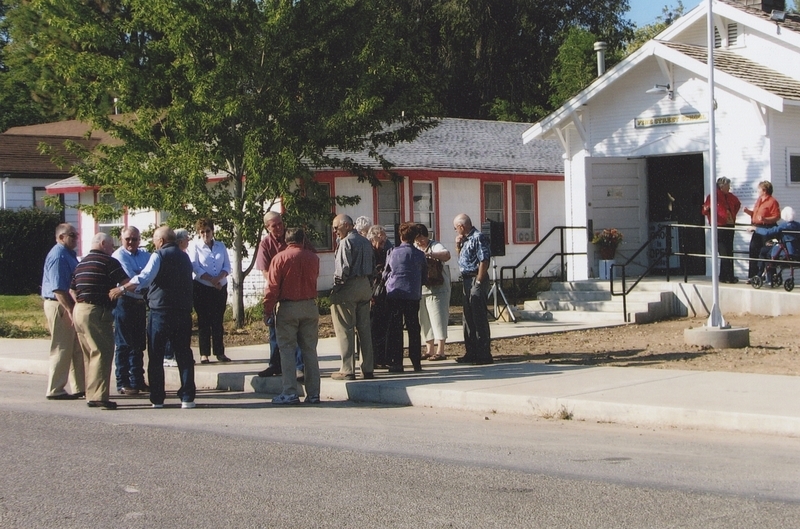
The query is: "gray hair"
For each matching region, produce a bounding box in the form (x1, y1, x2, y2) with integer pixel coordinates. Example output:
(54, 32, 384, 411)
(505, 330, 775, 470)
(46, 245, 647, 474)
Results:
(782, 207, 795, 223)
(354, 216, 372, 235)
(366, 224, 387, 241)
(716, 177, 731, 188)
(175, 228, 190, 243)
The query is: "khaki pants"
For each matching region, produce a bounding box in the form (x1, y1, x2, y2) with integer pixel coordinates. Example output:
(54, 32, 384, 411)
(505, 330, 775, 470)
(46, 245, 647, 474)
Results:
(330, 276, 373, 375)
(44, 299, 85, 397)
(275, 299, 320, 398)
(73, 303, 115, 402)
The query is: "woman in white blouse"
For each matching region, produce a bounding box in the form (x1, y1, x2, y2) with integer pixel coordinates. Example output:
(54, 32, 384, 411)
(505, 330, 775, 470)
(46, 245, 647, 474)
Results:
(190, 219, 232, 363)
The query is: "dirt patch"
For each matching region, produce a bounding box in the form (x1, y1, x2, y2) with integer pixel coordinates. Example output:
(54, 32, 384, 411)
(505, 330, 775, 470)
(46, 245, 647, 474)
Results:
(221, 310, 800, 377)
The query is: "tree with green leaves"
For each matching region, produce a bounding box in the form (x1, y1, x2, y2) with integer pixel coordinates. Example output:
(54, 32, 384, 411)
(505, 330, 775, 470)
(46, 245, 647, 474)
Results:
(407, 0, 633, 122)
(7, 0, 439, 326)
(0, 0, 50, 131)
(625, 2, 685, 55)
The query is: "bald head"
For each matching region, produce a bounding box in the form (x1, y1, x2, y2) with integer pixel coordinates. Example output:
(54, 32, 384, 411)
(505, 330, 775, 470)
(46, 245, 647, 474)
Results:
(153, 226, 176, 249)
(454, 214, 472, 229)
(91, 232, 114, 255)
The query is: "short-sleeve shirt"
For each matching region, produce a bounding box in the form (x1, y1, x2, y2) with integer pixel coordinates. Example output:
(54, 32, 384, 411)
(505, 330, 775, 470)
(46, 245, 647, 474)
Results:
(41, 243, 79, 299)
(457, 227, 491, 275)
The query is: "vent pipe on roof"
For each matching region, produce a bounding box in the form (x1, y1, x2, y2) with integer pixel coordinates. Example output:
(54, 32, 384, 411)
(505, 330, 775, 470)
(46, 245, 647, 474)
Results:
(594, 42, 607, 76)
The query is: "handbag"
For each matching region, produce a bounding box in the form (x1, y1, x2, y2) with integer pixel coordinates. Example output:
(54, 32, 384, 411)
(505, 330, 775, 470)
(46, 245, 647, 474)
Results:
(424, 244, 445, 287)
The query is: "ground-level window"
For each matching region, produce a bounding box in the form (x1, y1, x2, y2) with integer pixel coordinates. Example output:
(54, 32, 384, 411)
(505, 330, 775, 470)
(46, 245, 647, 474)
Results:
(790, 152, 800, 184)
(376, 180, 400, 225)
(515, 183, 535, 243)
(33, 187, 61, 214)
(97, 193, 125, 244)
(412, 181, 435, 237)
(310, 182, 333, 252)
(484, 182, 504, 223)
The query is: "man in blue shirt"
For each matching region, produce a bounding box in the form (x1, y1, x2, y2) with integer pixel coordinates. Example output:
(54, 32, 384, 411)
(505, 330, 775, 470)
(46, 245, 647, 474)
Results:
(111, 226, 151, 395)
(112, 226, 196, 409)
(453, 214, 493, 364)
(41, 223, 85, 400)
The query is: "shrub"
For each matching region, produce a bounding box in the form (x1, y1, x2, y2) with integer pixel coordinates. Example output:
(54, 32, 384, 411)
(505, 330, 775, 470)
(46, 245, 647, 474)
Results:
(0, 209, 61, 295)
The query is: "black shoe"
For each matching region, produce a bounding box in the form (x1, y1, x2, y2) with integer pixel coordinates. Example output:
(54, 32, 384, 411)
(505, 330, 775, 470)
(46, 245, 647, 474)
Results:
(387, 365, 404, 373)
(473, 357, 494, 365)
(46, 393, 80, 401)
(74, 392, 86, 399)
(87, 400, 117, 410)
(257, 365, 281, 377)
(216, 355, 232, 362)
(362, 372, 375, 379)
(455, 356, 475, 364)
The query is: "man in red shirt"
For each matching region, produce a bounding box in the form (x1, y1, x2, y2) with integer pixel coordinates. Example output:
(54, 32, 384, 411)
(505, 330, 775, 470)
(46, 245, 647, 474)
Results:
(255, 211, 304, 380)
(263, 228, 321, 405)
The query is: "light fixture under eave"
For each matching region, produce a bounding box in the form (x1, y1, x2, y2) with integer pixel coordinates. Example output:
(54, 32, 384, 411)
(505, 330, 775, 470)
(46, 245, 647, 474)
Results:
(645, 83, 674, 100)
(770, 10, 786, 22)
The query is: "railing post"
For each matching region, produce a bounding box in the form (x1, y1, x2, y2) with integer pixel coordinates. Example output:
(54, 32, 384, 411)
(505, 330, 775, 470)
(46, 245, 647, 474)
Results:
(665, 226, 672, 282)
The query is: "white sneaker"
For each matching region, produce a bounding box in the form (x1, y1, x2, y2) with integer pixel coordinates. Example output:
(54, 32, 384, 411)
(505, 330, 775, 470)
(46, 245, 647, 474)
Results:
(163, 358, 178, 367)
(152, 403, 164, 409)
(181, 401, 196, 409)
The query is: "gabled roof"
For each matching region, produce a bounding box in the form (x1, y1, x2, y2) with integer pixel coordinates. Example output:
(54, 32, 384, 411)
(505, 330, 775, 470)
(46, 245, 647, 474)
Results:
(662, 41, 800, 101)
(4, 119, 118, 144)
(524, 1, 800, 144)
(326, 118, 563, 175)
(0, 134, 99, 175)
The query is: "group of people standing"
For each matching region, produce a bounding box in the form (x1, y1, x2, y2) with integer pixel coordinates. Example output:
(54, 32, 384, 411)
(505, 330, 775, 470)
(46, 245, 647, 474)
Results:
(42, 219, 234, 410)
(257, 211, 494, 404)
(702, 178, 798, 284)
(41, 209, 495, 409)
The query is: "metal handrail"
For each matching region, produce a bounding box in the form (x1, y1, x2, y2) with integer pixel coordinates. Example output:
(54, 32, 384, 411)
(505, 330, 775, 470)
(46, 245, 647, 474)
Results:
(610, 223, 800, 322)
(498, 226, 588, 305)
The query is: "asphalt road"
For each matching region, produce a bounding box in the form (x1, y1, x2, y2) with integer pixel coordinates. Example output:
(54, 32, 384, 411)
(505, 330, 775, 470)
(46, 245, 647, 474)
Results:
(1, 372, 799, 528)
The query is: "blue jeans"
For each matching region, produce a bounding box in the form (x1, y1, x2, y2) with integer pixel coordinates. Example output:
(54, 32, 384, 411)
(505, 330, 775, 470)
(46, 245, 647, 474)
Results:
(113, 297, 147, 390)
(268, 320, 304, 372)
(147, 308, 195, 404)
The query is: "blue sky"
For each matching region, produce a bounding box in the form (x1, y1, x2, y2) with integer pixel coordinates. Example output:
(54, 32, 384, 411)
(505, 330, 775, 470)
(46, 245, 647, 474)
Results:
(626, 0, 703, 27)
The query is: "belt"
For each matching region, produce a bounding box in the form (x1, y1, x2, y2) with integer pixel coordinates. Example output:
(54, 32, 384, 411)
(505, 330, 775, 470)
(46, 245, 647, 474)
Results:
(77, 299, 112, 307)
(44, 297, 57, 301)
(279, 298, 315, 303)
(461, 272, 477, 277)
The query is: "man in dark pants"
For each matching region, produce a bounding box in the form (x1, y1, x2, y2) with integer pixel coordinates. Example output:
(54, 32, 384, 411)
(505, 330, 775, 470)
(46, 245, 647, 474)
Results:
(111, 226, 150, 394)
(112, 226, 196, 409)
(453, 214, 492, 365)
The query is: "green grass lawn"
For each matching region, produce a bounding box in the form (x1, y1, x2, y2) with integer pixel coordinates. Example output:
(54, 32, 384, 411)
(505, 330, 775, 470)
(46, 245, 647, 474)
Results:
(0, 295, 49, 338)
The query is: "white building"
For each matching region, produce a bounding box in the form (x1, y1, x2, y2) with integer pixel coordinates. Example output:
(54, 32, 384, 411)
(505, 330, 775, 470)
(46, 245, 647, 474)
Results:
(523, 0, 800, 281)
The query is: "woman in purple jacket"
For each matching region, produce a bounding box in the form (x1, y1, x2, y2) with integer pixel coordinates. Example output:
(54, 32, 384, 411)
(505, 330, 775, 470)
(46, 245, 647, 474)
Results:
(384, 222, 427, 372)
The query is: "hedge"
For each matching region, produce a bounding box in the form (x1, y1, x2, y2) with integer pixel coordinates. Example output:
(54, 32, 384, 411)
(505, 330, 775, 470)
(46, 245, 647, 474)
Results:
(0, 209, 62, 295)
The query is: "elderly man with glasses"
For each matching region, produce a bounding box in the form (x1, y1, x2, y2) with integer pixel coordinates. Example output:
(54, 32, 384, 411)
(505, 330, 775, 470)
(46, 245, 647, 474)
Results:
(41, 223, 86, 400)
(111, 226, 151, 395)
(330, 214, 375, 380)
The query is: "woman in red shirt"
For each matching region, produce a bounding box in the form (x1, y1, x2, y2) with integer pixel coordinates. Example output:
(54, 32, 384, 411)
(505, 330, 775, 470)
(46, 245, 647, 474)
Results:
(702, 177, 741, 283)
(743, 181, 781, 282)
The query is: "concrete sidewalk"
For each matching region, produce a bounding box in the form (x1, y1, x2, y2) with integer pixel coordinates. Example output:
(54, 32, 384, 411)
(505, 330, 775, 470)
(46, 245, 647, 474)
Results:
(2, 315, 799, 436)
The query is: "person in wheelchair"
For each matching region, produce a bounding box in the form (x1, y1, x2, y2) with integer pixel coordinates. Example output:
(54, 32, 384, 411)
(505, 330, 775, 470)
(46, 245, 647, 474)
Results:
(749, 206, 800, 285)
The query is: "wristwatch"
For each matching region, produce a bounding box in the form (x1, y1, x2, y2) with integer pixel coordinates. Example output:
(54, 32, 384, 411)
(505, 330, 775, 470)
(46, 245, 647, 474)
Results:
(118, 285, 126, 293)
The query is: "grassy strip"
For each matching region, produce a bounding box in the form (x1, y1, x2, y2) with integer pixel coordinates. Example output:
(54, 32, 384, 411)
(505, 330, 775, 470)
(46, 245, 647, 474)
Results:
(0, 295, 49, 338)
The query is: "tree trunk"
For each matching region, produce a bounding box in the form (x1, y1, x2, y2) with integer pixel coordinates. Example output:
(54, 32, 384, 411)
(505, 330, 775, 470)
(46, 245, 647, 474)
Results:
(231, 224, 246, 328)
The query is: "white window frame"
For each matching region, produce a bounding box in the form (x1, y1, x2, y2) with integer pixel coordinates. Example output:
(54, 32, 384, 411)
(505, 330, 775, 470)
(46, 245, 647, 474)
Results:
(412, 180, 435, 237)
(788, 148, 800, 186)
(514, 183, 536, 243)
(484, 182, 504, 224)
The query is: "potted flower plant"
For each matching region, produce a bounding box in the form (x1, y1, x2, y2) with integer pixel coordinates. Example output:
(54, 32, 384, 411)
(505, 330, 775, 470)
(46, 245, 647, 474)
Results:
(592, 228, 623, 260)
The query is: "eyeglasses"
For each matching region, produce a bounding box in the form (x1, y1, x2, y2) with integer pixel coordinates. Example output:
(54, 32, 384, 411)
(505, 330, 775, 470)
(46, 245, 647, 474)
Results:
(124, 237, 140, 242)
(66, 232, 78, 238)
